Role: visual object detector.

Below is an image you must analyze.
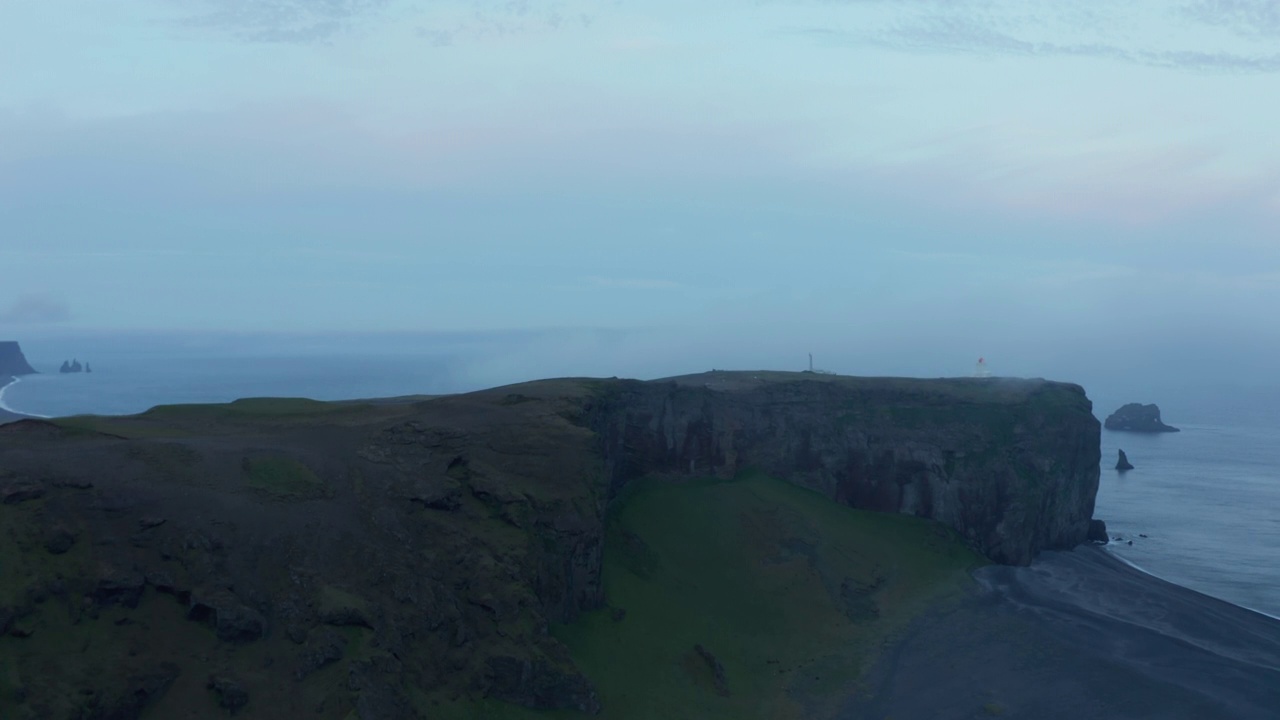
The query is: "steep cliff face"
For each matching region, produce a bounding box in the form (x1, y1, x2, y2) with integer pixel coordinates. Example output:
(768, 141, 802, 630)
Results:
(0, 341, 38, 376)
(591, 372, 1101, 565)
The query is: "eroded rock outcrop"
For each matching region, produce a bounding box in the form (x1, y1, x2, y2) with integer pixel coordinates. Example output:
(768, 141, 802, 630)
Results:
(1116, 449, 1134, 471)
(591, 373, 1101, 565)
(1104, 403, 1179, 433)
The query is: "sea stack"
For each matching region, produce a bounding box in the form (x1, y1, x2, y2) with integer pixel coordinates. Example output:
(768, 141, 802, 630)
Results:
(0, 341, 38, 376)
(1104, 403, 1180, 433)
(1116, 449, 1134, 471)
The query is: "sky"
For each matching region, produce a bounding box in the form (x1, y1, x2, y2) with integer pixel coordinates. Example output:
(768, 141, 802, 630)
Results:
(2, 0, 1279, 385)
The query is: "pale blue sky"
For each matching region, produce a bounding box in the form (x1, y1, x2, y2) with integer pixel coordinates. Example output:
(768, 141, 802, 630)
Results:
(2, 0, 1279, 381)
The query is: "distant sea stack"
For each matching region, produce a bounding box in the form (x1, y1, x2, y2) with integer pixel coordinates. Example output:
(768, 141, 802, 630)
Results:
(1104, 403, 1180, 433)
(59, 359, 85, 374)
(1116, 449, 1134, 471)
(0, 341, 38, 376)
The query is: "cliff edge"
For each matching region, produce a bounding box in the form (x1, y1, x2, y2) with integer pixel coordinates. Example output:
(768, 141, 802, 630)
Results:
(0, 371, 1103, 718)
(0, 341, 37, 376)
(591, 371, 1100, 565)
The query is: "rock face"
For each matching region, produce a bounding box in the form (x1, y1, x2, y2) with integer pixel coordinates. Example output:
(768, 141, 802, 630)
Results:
(1088, 518, 1109, 543)
(1116, 449, 1134, 471)
(592, 373, 1102, 565)
(1104, 403, 1179, 433)
(0, 371, 1103, 718)
(0, 341, 37, 376)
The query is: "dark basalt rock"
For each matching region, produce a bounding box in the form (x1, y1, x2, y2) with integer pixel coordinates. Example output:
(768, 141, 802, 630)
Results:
(695, 644, 730, 697)
(188, 589, 266, 643)
(93, 565, 147, 608)
(1116, 449, 1134, 471)
(406, 476, 462, 511)
(295, 629, 348, 680)
(1104, 403, 1180, 433)
(207, 674, 249, 714)
(1088, 519, 1109, 544)
(44, 523, 78, 554)
(484, 653, 601, 714)
(1, 479, 45, 505)
(347, 655, 413, 720)
(78, 662, 180, 720)
(320, 607, 374, 629)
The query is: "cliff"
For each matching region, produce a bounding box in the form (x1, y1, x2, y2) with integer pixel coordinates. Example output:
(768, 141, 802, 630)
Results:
(1104, 403, 1179, 432)
(0, 341, 37, 376)
(591, 372, 1100, 565)
(0, 372, 1102, 718)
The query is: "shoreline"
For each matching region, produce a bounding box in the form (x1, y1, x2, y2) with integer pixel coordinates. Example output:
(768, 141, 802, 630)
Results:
(848, 544, 1280, 719)
(0, 375, 41, 422)
(1102, 543, 1280, 623)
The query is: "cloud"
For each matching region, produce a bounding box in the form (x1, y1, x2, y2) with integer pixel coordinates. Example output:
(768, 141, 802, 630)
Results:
(409, 1, 609, 48)
(584, 276, 681, 290)
(170, 0, 610, 45)
(0, 295, 72, 324)
(172, 0, 392, 43)
(1181, 0, 1280, 38)
(781, 1, 1280, 73)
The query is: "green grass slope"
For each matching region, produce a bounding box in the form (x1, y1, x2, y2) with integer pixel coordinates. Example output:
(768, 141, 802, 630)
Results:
(443, 471, 982, 720)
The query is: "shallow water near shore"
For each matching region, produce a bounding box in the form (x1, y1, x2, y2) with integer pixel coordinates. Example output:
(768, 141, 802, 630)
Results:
(4, 341, 1279, 619)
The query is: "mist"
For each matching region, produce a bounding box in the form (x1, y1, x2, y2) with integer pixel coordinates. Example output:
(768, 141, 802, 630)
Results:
(4, 0, 1279, 405)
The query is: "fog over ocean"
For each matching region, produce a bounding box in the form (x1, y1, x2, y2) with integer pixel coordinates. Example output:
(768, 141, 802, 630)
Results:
(4, 332, 1278, 619)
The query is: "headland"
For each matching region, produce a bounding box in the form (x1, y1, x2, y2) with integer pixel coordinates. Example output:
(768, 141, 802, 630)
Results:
(0, 370, 1274, 719)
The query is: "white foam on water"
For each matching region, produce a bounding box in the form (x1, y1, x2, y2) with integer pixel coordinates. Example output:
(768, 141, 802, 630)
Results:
(1104, 545, 1280, 623)
(0, 376, 51, 418)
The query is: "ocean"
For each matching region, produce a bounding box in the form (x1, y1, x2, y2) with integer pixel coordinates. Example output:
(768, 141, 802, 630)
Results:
(1092, 387, 1280, 619)
(3, 339, 1277, 619)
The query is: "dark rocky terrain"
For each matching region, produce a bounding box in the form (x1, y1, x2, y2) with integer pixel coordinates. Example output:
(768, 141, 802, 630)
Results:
(0, 371, 1120, 718)
(1104, 403, 1180, 432)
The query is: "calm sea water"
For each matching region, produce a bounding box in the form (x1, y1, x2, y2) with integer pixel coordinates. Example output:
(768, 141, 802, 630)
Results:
(3, 343, 1277, 618)
(0, 332, 510, 417)
(1, 355, 467, 417)
(1092, 388, 1280, 619)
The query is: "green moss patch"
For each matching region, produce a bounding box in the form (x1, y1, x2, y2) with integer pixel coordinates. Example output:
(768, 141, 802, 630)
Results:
(242, 457, 328, 500)
(555, 471, 980, 720)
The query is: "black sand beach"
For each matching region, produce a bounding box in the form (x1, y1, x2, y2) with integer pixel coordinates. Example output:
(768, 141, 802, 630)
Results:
(845, 545, 1280, 719)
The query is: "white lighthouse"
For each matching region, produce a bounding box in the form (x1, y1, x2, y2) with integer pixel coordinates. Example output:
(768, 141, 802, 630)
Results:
(973, 357, 992, 378)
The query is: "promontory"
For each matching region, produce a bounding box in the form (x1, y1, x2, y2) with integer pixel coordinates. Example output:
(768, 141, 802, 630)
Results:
(0, 340, 37, 377)
(4, 371, 1277, 720)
